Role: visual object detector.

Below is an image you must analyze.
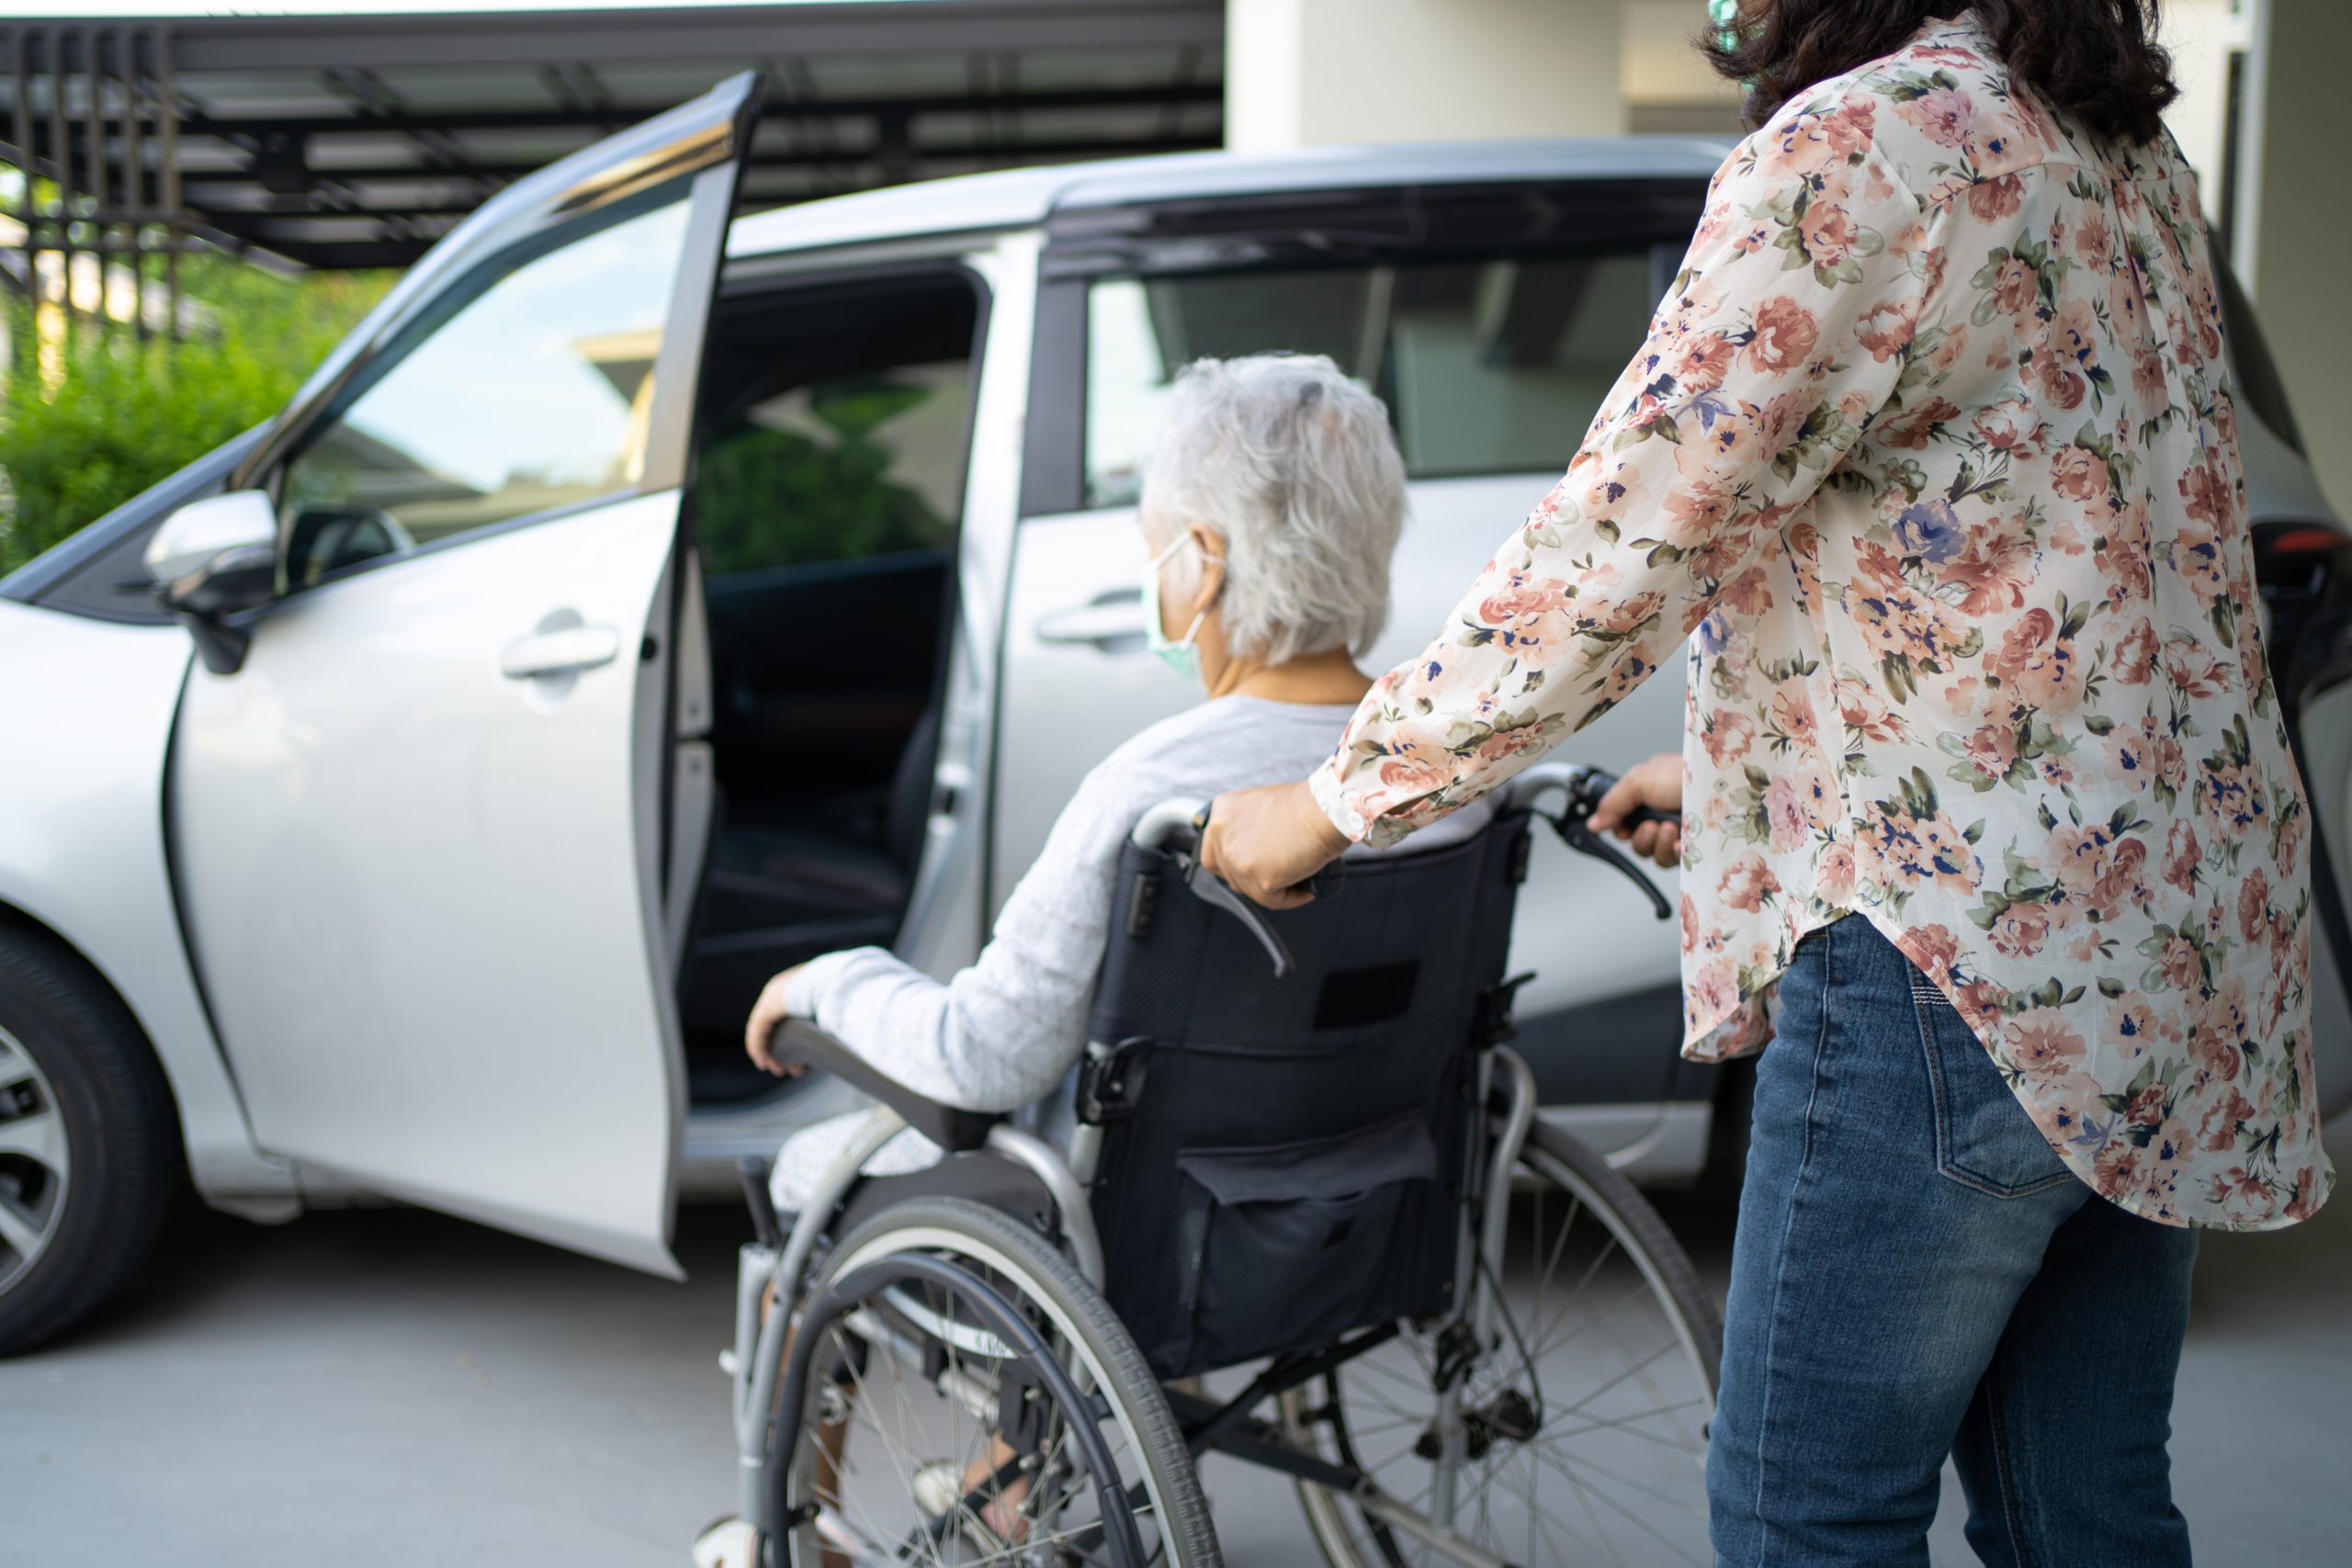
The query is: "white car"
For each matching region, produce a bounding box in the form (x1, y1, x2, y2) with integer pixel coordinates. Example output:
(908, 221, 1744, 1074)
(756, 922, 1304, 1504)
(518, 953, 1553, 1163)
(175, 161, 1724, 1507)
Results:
(5, 77, 2346, 1352)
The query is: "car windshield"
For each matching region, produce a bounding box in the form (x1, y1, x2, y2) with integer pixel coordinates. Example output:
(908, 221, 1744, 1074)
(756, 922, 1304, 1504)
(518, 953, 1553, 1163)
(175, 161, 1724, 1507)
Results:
(1083, 249, 1669, 508)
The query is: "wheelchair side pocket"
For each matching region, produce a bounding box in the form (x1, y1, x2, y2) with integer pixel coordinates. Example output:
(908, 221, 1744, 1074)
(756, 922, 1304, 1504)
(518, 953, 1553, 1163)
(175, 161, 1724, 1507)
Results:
(1165, 1111, 1439, 1372)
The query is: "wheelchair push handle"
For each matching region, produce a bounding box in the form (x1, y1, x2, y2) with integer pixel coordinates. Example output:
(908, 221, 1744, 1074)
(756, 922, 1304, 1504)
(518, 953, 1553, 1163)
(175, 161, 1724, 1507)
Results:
(1125, 796, 1344, 897)
(1191, 799, 1348, 901)
(1125, 798, 1339, 979)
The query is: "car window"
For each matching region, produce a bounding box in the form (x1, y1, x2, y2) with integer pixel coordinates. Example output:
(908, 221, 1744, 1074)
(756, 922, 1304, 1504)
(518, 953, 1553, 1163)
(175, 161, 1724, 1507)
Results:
(1083, 251, 1661, 507)
(695, 361, 968, 577)
(277, 198, 692, 582)
(676, 271, 982, 1051)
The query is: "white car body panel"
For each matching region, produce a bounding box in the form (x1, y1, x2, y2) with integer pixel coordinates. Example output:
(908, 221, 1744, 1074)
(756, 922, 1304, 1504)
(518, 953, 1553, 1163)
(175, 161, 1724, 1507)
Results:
(0, 602, 288, 1195)
(169, 492, 688, 1274)
(724, 137, 1734, 264)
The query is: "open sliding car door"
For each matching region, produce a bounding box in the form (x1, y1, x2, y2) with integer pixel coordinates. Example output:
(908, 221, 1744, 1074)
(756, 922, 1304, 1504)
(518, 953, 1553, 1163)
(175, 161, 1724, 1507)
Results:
(167, 76, 759, 1272)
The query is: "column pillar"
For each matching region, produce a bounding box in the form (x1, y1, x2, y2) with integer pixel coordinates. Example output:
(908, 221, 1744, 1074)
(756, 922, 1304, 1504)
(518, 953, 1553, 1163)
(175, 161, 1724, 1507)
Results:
(1226, 0, 1627, 152)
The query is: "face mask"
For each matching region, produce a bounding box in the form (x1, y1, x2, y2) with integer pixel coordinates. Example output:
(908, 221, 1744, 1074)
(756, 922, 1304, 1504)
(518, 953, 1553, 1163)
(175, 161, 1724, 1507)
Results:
(1141, 533, 1211, 683)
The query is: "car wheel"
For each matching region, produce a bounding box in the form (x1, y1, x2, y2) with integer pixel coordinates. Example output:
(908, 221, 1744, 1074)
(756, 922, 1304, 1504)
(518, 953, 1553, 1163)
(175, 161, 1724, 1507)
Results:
(0, 925, 183, 1356)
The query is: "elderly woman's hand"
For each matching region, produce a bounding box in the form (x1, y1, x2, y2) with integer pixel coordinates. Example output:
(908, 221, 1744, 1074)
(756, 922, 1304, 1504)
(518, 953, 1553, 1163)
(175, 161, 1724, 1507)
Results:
(1199, 779, 1351, 909)
(1589, 752, 1684, 870)
(744, 964, 810, 1077)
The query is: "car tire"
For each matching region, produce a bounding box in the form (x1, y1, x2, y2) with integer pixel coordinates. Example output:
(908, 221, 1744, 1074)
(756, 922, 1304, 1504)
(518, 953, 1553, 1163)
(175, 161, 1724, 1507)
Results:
(0, 924, 183, 1356)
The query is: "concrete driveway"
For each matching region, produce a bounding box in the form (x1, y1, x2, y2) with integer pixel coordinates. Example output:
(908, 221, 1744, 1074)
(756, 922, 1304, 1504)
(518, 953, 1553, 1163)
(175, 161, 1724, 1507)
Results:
(6, 1129, 2347, 1566)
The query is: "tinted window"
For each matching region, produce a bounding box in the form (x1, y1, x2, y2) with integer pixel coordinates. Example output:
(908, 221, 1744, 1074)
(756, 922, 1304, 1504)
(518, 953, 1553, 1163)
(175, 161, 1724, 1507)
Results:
(694, 362, 968, 577)
(674, 273, 981, 1082)
(278, 198, 691, 579)
(1083, 252, 1661, 507)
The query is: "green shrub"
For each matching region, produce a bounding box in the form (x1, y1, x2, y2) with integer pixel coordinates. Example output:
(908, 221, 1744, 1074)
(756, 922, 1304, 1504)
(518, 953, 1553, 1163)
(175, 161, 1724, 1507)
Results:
(695, 378, 954, 577)
(0, 258, 391, 574)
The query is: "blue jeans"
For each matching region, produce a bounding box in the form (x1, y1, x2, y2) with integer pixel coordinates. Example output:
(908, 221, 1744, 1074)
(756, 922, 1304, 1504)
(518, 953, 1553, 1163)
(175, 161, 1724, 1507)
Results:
(1706, 914, 2199, 1567)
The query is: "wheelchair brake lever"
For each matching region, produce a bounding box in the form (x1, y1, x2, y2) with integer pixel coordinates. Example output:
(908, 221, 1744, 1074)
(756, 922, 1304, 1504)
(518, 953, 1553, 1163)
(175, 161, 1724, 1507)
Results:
(1170, 800, 1344, 978)
(1555, 816, 1674, 921)
(1181, 853, 1300, 977)
(1538, 773, 1675, 921)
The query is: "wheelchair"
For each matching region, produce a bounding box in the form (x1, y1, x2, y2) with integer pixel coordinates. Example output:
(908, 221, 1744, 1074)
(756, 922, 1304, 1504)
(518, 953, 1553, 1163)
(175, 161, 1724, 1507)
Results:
(723, 762, 1724, 1566)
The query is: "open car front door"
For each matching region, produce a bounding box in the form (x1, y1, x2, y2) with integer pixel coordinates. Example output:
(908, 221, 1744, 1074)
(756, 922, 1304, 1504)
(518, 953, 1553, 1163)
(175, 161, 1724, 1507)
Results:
(167, 76, 760, 1272)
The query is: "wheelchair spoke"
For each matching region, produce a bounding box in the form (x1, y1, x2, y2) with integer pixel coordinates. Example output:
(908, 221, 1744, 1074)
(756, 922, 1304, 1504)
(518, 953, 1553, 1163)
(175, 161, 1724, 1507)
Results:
(1541, 1395, 1711, 1453)
(780, 1229, 1192, 1568)
(1497, 1434, 1603, 1566)
(1532, 1442, 1711, 1523)
(1547, 1455, 1633, 1568)
(1276, 1124, 1717, 1568)
(822, 1340, 929, 1565)
(1531, 1445, 1708, 1565)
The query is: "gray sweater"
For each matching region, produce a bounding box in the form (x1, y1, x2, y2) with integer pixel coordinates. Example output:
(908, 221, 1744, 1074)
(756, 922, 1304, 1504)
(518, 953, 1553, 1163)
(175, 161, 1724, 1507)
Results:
(770, 694, 1408, 1210)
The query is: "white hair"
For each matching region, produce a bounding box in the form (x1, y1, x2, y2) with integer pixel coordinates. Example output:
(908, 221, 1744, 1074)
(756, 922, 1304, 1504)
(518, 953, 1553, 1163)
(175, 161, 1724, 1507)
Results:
(1139, 353, 1407, 666)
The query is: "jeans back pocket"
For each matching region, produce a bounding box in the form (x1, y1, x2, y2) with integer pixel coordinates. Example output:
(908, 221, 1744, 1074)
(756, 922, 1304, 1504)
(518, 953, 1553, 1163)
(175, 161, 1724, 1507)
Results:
(1910, 979, 2075, 1199)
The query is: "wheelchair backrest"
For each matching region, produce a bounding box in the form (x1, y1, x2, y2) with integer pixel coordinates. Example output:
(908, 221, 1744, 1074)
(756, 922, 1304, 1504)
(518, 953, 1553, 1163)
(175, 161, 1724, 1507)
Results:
(1081, 805, 1532, 1380)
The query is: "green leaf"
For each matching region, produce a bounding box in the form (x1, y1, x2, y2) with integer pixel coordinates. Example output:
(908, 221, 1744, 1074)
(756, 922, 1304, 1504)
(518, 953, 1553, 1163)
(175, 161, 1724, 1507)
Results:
(0, 265, 396, 575)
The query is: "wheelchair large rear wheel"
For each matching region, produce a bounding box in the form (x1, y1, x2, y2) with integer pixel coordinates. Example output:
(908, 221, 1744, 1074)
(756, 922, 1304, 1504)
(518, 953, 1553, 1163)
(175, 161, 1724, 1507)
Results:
(777, 1197, 1221, 1567)
(1280, 1120, 1721, 1567)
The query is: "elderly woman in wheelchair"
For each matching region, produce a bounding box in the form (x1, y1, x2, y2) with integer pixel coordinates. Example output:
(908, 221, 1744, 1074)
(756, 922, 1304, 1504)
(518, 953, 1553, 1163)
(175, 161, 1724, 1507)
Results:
(698, 354, 1721, 1568)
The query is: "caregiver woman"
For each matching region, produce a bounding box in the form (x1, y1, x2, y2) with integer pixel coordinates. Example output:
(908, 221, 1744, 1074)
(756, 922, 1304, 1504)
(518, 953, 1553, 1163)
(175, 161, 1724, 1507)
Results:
(1202, 2, 2334, 1562)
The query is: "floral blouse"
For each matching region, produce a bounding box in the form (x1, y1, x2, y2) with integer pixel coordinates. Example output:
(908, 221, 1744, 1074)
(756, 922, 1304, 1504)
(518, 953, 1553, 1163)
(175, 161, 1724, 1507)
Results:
(1310, 16, 2331, 1230)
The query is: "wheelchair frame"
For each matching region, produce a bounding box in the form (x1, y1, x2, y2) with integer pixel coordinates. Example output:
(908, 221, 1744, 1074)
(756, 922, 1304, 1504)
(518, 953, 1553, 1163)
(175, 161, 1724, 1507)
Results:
(722, 761, 1684, 1566)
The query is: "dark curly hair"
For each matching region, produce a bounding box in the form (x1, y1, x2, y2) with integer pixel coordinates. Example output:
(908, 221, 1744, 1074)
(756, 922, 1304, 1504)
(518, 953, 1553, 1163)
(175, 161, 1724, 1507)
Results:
(1704, 0, 2179, 145)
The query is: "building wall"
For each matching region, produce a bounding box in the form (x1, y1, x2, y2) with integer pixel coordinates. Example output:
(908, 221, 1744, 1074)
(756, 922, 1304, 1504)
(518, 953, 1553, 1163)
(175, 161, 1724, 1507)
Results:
(1622, 0, 1742, 134)
(1226, 0, 1626, 150)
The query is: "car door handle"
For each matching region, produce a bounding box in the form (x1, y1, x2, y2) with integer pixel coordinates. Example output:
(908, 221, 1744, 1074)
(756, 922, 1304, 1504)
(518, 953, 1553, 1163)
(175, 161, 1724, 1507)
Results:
(1035, 590, 1145, 649)
(501, 624, 622, 680)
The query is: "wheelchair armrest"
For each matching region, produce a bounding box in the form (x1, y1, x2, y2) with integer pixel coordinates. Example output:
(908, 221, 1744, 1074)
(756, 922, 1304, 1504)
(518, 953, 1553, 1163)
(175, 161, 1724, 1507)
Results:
(768, 1020, 1001, 1153)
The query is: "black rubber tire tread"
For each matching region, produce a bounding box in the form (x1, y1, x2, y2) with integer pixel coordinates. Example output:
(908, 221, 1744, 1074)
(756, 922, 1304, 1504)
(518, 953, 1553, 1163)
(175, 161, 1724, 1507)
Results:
(0, 923, 183, 1357)
(809, 1195, 1223, 1568)
(1521, 1117, 1724, 1382)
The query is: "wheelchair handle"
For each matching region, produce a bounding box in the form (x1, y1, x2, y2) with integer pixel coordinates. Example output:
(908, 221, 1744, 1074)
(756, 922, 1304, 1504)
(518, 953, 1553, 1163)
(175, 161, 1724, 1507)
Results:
(1130, 797, 1210, 853)
(1126, 798, 1347, 897)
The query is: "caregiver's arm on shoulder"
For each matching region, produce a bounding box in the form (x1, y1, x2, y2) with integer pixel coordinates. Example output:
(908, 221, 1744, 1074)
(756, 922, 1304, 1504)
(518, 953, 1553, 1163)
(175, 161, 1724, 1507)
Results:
(1313, 111, 1940, 850)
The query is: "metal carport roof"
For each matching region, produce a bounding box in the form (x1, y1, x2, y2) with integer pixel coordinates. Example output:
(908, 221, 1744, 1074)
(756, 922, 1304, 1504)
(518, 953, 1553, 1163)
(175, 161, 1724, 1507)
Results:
(0, 1, 1224, 273)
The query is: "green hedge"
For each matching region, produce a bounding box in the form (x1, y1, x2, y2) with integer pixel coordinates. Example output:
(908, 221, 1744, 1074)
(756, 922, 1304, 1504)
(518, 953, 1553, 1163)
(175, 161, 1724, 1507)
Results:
(0, 258, 390, 575)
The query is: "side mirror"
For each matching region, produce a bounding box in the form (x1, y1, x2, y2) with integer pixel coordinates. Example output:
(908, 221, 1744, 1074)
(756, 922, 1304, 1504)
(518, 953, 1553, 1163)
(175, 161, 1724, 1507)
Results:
(145, 489, 279, 675)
